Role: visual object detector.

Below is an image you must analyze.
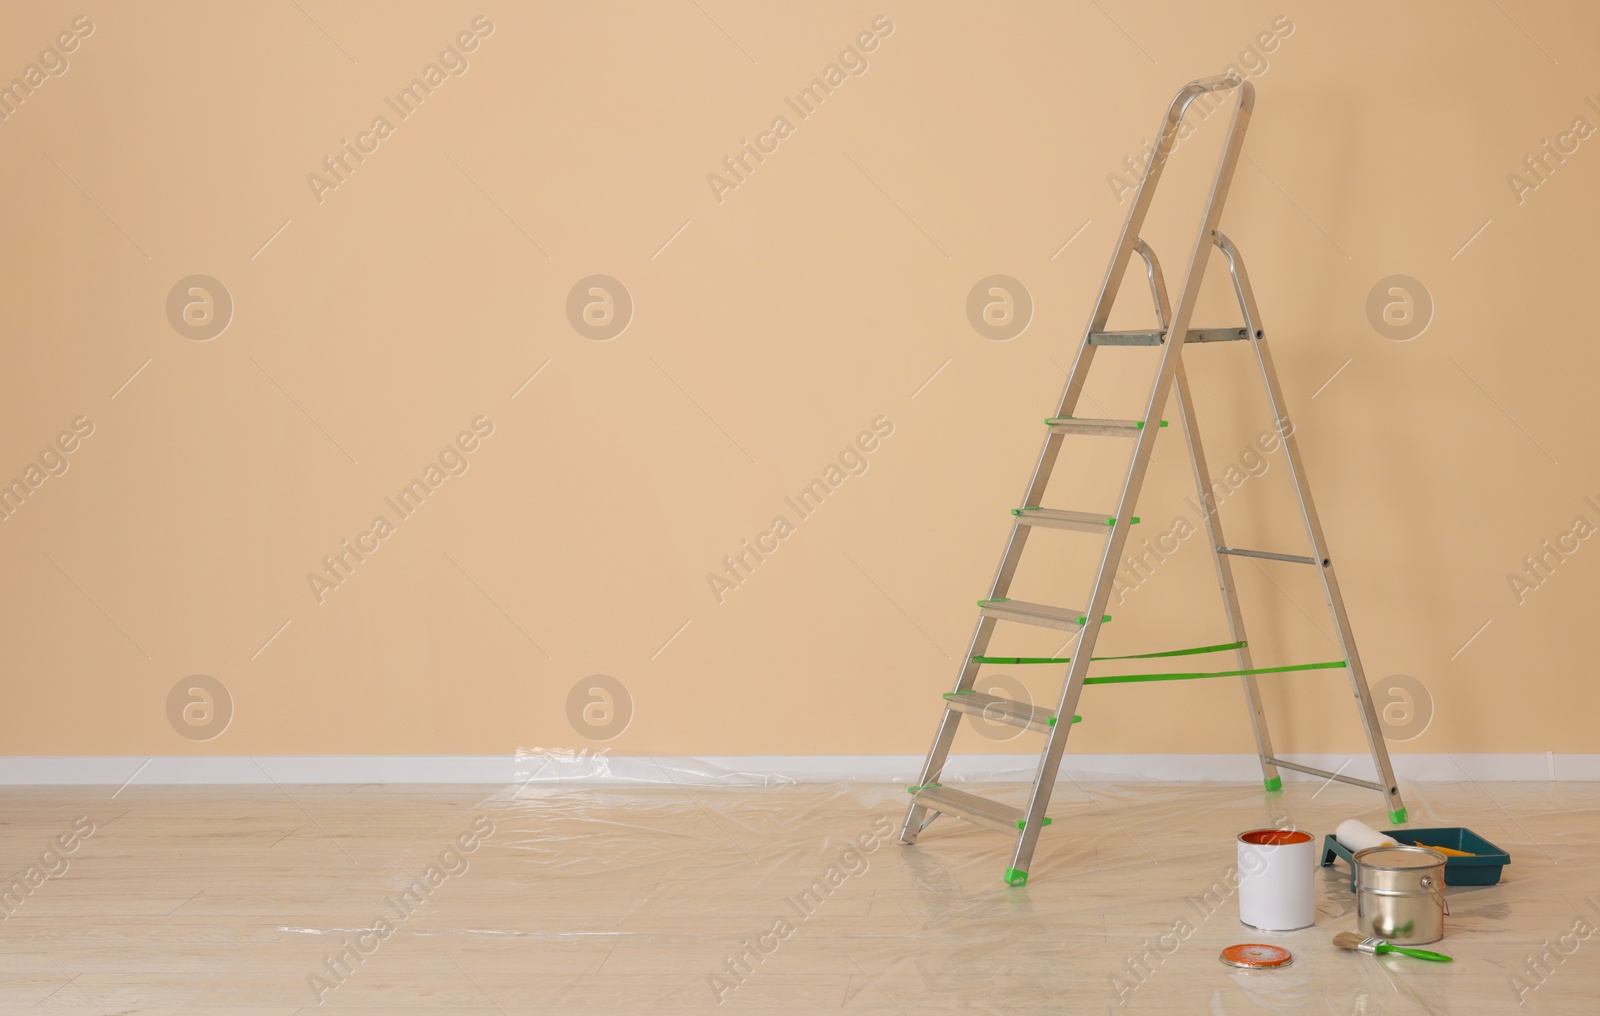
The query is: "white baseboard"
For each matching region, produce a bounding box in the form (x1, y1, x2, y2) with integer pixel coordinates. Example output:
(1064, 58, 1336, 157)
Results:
(0, 753, 1596, 786)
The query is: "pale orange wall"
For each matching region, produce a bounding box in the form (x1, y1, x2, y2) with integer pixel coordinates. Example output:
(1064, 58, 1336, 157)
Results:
(1, 1, 1595, 757)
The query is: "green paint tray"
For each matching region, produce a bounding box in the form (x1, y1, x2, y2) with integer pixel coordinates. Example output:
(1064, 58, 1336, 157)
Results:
(1320, 826, 1509, 890)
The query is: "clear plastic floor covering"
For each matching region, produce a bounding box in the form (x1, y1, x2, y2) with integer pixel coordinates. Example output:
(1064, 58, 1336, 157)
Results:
(1, 765, 1596, 1013)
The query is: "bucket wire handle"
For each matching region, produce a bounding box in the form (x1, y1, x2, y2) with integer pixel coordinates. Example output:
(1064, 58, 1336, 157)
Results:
(1421, 875, 1450, 916)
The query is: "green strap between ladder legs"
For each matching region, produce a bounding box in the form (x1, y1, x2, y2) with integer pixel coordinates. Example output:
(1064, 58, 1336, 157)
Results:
(972, 640, 1247, 666)
(1082, 660, 1347, 685)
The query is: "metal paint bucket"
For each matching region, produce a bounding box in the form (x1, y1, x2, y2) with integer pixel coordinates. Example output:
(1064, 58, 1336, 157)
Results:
(1354, 844, 1449, 945)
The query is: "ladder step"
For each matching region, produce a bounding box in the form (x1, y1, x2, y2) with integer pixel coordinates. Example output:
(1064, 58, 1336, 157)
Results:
(943, 690, 1081, 733)
(1013, 507, 1139, 532)
(1087, 326, 1250, 346)
(1045, 417, 1168, 436)
(1218, 546, 1319, 565)
(908, 785, 1051, 834)
(978, 598, 1109, 631)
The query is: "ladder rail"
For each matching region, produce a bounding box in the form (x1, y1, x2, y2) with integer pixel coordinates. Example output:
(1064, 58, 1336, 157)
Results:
(1084, 76, 1250, 340)
(898, 615, 993, 843)
(1171, 360, 1279, 787)
(1022, 77, 1252, 528)
(1131, 238, 1279, 787)
(1212, 231, 1405, 820)
(899, 75, 1248, 846)
(1040, 76, 1246, 437)
(1010, 76, 1258, 881)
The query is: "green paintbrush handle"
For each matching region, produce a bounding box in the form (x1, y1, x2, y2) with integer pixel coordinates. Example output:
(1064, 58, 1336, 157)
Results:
(1378, 942, 1453, 962)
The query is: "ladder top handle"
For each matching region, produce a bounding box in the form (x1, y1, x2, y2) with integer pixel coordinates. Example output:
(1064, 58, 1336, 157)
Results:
(1172, 74, 1255, 123)
(1138, 75, 1254, 199)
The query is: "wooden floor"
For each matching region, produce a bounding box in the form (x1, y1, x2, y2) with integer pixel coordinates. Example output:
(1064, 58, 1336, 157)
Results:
(0, 778, 1595, 1013)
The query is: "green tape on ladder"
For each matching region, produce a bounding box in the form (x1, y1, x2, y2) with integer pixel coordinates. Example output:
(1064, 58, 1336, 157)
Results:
(1016, 817, 1053, 830)
(1082, 660, 1346, 685)
(974, 640, 1247, 666)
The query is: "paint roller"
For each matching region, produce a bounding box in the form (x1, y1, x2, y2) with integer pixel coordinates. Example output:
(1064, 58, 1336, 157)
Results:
(1334, 819, 1396, 853)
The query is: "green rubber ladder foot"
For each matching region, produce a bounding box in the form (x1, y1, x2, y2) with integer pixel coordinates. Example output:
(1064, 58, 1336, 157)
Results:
(1389, 806, 1408, 825)
(1262, 776, 1282, 792)
(1003, 867, 1029, 887)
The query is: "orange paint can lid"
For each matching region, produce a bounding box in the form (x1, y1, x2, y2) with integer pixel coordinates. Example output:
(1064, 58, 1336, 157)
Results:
(1220, 943, 1294, 969)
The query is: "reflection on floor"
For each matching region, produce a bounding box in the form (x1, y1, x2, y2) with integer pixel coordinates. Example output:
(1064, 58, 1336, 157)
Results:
(0, 779, 1594, 1013)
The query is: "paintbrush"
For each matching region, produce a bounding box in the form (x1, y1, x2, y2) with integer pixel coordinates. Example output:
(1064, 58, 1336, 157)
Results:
(1333, 931, 1452, 962)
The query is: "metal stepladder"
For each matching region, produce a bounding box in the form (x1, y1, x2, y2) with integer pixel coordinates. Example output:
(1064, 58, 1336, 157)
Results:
(899, 75, 1407, 886)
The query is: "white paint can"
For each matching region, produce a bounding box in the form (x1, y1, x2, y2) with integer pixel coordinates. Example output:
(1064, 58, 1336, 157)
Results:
(1237, 828, 1316, 932)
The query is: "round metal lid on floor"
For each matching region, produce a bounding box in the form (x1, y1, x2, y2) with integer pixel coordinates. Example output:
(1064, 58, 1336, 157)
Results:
(1219, 943, 1294, 969)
